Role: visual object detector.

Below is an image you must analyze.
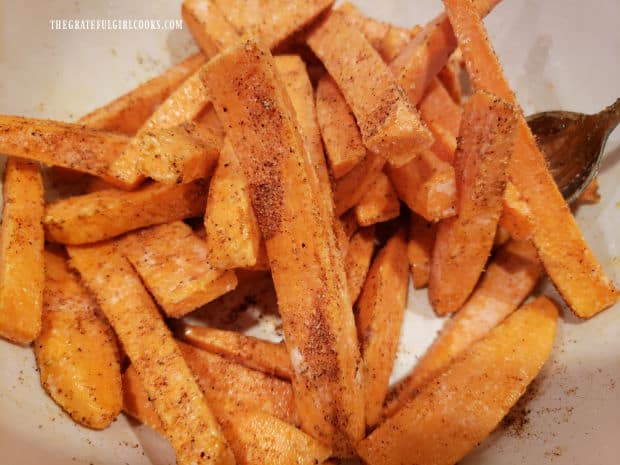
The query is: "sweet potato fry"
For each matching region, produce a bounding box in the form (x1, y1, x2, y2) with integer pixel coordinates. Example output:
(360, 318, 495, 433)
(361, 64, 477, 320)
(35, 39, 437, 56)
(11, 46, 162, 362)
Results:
(0, 158, 44, 344)
(136, 122, 222, 184)
(307, 10, 433, 167)
(358, 296, 558, 465)
(68, 243, 234, 465)
(202, 38, 364, 455)
(344, 226, 375, 304)
(213, 0, 334, 50)
(121, 222, 237, 318)
(0, 116, 132, 188)
(437, 49, 464, 104)
(354, 172, 400, 227)
(379, 25, 421, 63)
(177, 324, 293, 380)
(407, 214, 437, 289)
(337, 2, 390, 50)
(429, 91, 517, 315)
(182, 0, 240, 58)
(386, 150, 456, 222)
(78, 53, 206, 135)
(315, 76, 366, 179)
(35, 249, 122, 429)
(44, 179, 207, 245)
(419, 77, 462, 138)
(443, 0, 618, 317)
(499, 181, 533, 241)
(111, 68, 211, 188)
(334, 150, 385, 216)
(384, 240, 542, 418)
(205, 139, 263, 269)
(356, 228, 409, 428)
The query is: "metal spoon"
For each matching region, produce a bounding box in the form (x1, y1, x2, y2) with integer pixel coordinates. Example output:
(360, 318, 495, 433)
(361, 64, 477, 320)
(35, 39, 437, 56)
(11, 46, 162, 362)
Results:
(526, 98, 620, 204)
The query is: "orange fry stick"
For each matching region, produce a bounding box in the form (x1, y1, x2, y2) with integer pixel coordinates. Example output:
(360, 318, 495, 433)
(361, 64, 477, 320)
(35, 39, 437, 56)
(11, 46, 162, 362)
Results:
(384, 240, 542, 418)
(358, 296, 558, 465)
(44, 179, 207, 245)
(68, 243, 234, 465)
(344, 226, 376, 304)
(333, 150, 385, 216)
(182, 0, 240, 58)
(337, 2, 390, 50)
(379, 26, 421, 63)
(499, 181, 534, 241)
(437, 49, 464, 104)
(443, 0, 618, 317)
(78, 53, 206, 135)
(316, 76, 367, 178)
(407, 214, 437, 289)
(429, 91, 517, 315)
(307, 10, 433, 167)
(203, 38, 364, 455)
(121, 222, 237, 318)
(179, 324, 293, 380)
(356, 228, 409, 428)
(0, 116, 131, 188)
(354, 172, 400, 227)
(0, 158, 44, 344)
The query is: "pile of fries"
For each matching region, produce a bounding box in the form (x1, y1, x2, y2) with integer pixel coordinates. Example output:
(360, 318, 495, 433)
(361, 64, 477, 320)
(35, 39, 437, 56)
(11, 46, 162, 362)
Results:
(0, 0, 617, 464)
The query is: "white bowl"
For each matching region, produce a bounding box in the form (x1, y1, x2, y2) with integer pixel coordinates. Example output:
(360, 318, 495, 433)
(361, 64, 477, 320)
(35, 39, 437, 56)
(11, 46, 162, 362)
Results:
(0, 1, 618, 464)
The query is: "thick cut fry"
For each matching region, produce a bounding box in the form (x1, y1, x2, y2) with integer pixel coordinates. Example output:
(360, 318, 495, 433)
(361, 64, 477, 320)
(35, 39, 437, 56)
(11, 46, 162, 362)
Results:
(78, 53, 206, 135)
(316, 76, 366, 179)
(68, 243, 234, 465)
(202, 39, 364, 455)
(0, 158, 44, 344)
(443, 0, 618, 317)
(34, 250, 122, 429)
(212, 0, 334, 50)
(499, 181, 533, 241)
(354, 172, 400, 227)
(334, 150, 385, 216)
(356, 228, 408, 428)
(386, 150, 456, 222)
(136, 122, 222, 184)
(307, 11, 433, 167)
(379, 25, 421, 63)
(407, 214, 437, 289)
(337, 1, 390, 50)
(121, 222, 238, 318)
(358, 296, 558, 465)
(384, 240, 542, 418)
(419, 78, 462, 139)
(345, 227, 376, 304)
(437, 49, 464, 104)
(0, 116, 131, 188)
(178, 324, 292, 380)
(182, 0, 240, 58)
(44, 179, 207, 245)
(110, 68, 211, 188)
(205, 140, 263, 269)
(429, 91, 517, 315)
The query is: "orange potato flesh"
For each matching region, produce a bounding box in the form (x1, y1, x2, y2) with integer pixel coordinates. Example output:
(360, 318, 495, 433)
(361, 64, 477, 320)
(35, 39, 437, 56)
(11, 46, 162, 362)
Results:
(35, 250, 122, 429)
(386, 150, 456, 222)
(205, 139, 263, 269)
(307, 10, 433, 167)
(344, 226, 376, 304)
(121, 222, 238, 318)
(212, 0, 334, 50)
(499, 181, 534, 241)
(407, 214, 437, 289)
(68, 243, 234, 465)
(354, 172, 400, 227)
(379, 26, 421, 63)
(418, 77, 462, 148)
(179, 324, 293, 380)
(429, 91, 517, 315)
(44, 179, 208, 245)
(443, 0, 618, 317)
(333, 150, 385, 216)
(316, 75, 367, 179)
(356, 228, 409, 428)
(0, 158, 44, 344)
(110, 67, 211, 188)
(358, 296, 558, 465)
(384, 239, 542, 418)
(136, 121, 222, 184)
(182, 0, 240, 58)
(202, 38, 364, 455)
(78, 53, 206, 135)
(337, 1, 390, 50)
(0, 116, 131, 188)
(437, 49, 464, 104)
